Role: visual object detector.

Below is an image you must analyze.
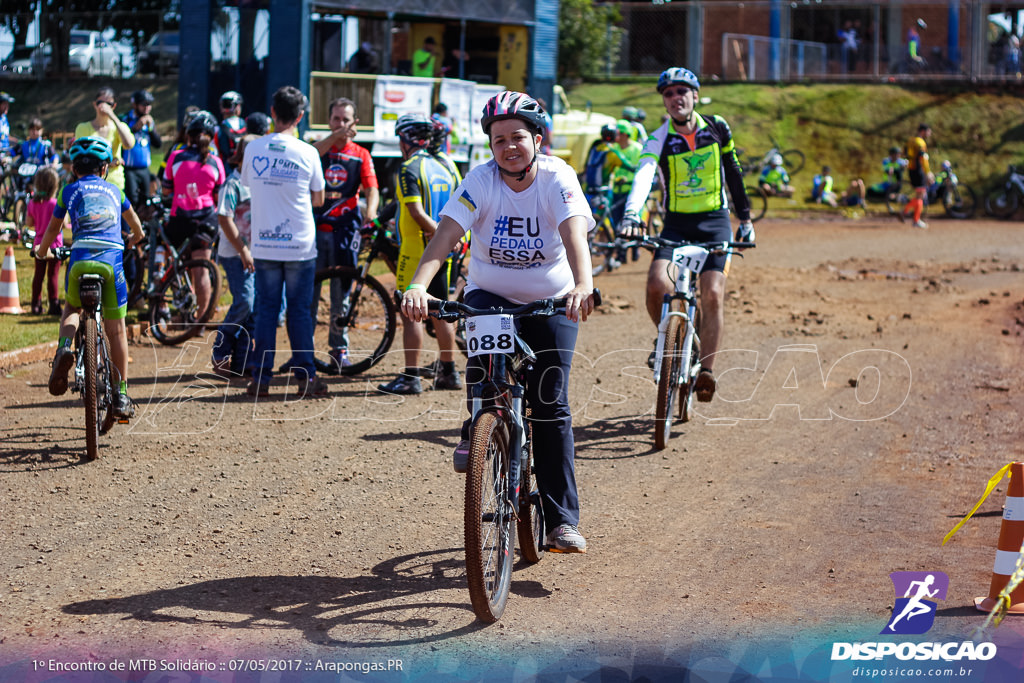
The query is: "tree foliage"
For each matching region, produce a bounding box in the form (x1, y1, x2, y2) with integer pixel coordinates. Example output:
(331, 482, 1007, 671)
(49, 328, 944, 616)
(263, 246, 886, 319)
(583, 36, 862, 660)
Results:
(558, 0, 622, 82)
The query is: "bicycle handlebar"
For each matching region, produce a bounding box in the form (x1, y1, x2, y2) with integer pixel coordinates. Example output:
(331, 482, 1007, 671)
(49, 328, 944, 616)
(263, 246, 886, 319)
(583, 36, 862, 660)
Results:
(32, 246, 72, 261)
(592, 235, 756, 253)
(427, 289, 602, 322)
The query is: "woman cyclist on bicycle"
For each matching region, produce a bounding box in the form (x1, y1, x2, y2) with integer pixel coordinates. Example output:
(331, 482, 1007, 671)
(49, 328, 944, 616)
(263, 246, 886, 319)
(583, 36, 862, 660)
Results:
(161, 110, 226, 320)
(402, 91, 597, 554)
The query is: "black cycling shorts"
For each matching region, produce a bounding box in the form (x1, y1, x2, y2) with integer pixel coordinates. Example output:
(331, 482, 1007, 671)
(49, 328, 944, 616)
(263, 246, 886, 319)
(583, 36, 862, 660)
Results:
(657, 209, 733, 273)
(166, 208, 218, 252)
(908, 168, 926, 190)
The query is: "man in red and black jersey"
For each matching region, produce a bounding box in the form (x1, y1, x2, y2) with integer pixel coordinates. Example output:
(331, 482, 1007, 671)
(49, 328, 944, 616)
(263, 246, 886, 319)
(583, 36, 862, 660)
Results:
(310, 97, 380, 371)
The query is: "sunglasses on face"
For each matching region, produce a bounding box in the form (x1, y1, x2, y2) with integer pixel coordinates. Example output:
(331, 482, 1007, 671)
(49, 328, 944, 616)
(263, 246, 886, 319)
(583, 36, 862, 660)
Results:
(95, 100, 114, 106)
(661, 87, 692, 98)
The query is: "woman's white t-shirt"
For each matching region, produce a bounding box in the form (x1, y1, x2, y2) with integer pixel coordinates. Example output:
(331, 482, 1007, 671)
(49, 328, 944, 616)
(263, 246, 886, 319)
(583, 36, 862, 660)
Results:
(439, 155, 595, 304)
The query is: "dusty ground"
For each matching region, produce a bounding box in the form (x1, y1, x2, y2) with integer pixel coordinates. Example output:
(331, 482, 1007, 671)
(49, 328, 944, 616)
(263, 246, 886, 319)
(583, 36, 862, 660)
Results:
(2, 215, 1024, 681)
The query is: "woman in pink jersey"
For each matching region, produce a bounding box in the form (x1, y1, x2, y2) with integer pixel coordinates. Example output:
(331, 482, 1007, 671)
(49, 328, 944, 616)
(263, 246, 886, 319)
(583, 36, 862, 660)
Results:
(162, 110, 226, 320)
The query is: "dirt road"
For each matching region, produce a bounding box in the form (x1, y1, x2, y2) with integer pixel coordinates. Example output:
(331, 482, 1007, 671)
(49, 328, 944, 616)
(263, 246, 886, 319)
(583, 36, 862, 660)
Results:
(2, 216, 1023, 681)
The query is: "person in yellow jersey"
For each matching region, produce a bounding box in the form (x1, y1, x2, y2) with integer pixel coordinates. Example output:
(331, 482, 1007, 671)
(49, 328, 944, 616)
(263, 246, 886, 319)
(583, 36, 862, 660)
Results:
(618, 67, 753, 404)
(377, 114, 463, 395)
(901, 122, 933, 228)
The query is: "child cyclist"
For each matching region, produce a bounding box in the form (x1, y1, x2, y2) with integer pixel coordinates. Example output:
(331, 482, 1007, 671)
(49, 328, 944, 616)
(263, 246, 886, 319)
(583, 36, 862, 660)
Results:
(34, 136, 144, 418)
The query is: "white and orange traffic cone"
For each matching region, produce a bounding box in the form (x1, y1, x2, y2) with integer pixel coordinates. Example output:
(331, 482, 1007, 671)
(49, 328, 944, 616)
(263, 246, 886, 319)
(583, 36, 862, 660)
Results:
(975, 461, 1024, 614)
(0, 246, 25, 314)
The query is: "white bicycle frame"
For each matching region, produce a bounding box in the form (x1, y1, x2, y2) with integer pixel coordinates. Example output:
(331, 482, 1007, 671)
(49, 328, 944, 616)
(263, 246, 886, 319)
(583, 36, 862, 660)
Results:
(652, 245, 705, 384)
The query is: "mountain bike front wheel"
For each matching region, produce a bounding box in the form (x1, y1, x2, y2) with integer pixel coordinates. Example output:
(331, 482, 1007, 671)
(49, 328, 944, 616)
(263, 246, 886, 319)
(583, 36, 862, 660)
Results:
(678, 305, 701, 423)
(655, 300, 684, 451)
(97, 323, 116, 435)
(465, 410, 515, 623)
(313, 267, 396, 376)
(944, 183, 976, 219)
(147, 259, 221, 345)
(985, 188, 1018, 219)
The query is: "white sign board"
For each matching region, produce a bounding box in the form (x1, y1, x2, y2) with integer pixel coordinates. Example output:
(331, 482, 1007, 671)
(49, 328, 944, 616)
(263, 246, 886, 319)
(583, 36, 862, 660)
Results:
(373, 76, 434, 141)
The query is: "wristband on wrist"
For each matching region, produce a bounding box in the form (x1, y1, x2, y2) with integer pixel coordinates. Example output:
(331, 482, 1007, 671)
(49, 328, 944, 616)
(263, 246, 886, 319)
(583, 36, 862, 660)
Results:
(405, 283, 426, 292)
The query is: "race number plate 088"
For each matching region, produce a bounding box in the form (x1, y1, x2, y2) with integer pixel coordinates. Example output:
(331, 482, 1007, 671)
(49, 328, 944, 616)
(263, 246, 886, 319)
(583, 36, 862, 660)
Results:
(465, 314, 515, 357)
(672, 245, 709, 273)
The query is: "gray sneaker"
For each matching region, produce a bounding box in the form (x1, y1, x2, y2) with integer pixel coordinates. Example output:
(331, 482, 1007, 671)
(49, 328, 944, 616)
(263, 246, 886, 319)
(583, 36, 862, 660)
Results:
(545, 524, 587, 553)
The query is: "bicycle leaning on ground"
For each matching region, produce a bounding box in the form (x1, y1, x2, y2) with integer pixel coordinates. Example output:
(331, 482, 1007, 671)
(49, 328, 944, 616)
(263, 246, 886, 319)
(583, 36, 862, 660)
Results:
(43, 247, 127, 460)
(637, 236, 755, 450)
(985, 164, 1024, 219)
(427, 291, 602, 623)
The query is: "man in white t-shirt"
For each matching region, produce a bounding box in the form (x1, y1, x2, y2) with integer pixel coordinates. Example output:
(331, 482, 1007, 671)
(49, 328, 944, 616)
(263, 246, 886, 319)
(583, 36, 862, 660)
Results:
(240, 86, 327, 398)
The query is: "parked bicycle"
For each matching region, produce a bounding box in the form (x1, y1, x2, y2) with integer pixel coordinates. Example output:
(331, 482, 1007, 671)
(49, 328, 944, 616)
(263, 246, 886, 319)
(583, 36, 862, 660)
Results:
(985, 164, 1024, 219)
(312, 216, 399, 375)
(145, 210, 222, 346)
(929, 161, 976, 219)
(737, 137, 805, 177)
(635, 237, 755, 450)
(46, 247, 125, 460)
(428, 290, 602, 623)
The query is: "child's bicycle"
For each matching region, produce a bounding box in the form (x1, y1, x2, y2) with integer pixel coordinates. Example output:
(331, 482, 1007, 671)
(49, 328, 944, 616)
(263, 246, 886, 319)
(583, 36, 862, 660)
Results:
(637, 236, 755, 450)
(46, 247, 129, 461)
(427, 290, 602, 623)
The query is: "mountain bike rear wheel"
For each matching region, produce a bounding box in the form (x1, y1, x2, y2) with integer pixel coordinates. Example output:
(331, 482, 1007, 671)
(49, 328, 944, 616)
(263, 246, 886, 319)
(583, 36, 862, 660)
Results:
(83, 318, 100, 461)
(313, 267, 396, 376)
(465, 411, 514, 623)
(655, 300, 684, 451)
(781, 149, 806, 176)
(147, 258, 221, 345)
(516, 417, 544, 564)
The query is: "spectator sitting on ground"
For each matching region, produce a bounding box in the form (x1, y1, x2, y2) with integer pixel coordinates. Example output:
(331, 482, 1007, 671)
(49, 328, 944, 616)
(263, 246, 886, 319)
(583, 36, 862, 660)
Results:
(811, 165, 837, 207)
(839, 178, 866, 208)
(759, 153, 794, 198)
(867, 146, 907, 198)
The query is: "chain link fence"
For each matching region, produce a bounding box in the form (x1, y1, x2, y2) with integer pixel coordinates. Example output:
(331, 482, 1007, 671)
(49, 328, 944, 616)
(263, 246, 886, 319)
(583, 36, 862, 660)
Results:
(600, 1, 1021, 83)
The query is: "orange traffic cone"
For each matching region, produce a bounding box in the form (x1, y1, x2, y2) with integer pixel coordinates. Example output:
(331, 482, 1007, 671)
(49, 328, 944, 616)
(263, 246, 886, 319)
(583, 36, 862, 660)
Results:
(0, 246, 25, 314)
(975, 461, 1024, 614)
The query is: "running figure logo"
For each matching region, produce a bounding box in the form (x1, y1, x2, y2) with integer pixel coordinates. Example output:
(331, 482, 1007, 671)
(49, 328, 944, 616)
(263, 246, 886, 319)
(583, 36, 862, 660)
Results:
(882, 571, 949, 635)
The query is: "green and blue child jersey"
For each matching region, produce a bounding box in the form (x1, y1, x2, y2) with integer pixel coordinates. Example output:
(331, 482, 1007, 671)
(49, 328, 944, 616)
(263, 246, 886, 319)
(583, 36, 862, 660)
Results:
(53, 175, 129, 251)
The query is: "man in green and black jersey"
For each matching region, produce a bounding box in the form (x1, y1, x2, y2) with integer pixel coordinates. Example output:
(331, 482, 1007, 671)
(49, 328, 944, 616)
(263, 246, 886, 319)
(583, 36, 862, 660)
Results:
(619, 67, 753, 403)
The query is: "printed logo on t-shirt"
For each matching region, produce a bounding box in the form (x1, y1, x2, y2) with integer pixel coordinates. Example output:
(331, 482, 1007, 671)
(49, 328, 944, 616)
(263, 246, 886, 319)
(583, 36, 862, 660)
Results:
(325, 164, 348, 187)
(458, 189, 477, 212)
(560, 188, 576, 203)
(267, 158, 301, 181)
(487, 214, 546, 269)
(252, 156, 270, 176)
(259, 218, 293, 242)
